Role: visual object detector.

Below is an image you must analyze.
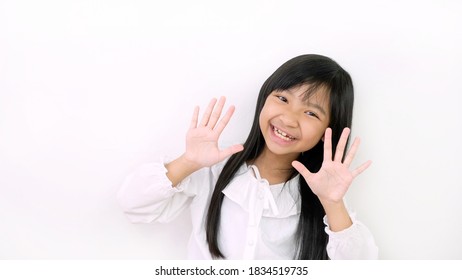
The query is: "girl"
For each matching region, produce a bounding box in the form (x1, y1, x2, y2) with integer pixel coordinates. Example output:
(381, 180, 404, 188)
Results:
(117, 54, 378, 260)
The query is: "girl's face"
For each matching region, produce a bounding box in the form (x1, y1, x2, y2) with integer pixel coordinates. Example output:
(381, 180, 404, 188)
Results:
(259, 84, 331, 160)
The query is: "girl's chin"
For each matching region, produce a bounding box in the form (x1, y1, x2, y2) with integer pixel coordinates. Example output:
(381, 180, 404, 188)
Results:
(263, 142, 301, 158)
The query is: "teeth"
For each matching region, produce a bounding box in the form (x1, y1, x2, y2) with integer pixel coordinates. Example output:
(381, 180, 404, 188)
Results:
(273, 126, 295, 141)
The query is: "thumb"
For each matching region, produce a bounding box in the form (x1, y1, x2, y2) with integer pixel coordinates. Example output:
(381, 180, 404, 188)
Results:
(292, 160, 313, 181)
(219, 144, 244, 160)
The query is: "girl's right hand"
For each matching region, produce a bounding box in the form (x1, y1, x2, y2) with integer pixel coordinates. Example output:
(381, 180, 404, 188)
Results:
(183, 96, 244, 169)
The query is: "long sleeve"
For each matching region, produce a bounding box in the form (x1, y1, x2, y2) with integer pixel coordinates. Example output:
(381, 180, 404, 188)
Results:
(116, 158, 196, 224)
(324, 213, 379, 260)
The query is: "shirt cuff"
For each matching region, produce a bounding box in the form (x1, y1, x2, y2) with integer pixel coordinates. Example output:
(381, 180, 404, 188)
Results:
(138, 156, 187, 195)
(323, 212, 359, 239)
(159, 156, 192, 193)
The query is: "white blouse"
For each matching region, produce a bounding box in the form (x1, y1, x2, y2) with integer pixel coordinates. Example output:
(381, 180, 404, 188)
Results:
(117, 158, 378, 260)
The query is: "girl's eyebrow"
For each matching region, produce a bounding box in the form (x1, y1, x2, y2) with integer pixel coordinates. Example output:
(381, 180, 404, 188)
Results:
(285, 89, 328, 117)
(306, 102, 327, 116)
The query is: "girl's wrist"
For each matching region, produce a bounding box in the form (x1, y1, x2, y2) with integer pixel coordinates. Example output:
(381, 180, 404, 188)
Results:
(165, 154, 202, 187)
(321, 200, 344, 213)
(319, 197, 343, 209)
(179, 154, 203, 172)
(320, 200, 352, 232)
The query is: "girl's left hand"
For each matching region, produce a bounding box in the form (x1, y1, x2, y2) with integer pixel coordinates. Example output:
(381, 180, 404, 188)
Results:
(292, 127, 371, 205)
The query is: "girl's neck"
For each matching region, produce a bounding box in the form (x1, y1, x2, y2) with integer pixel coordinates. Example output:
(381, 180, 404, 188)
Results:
(249, 148, 298, 185)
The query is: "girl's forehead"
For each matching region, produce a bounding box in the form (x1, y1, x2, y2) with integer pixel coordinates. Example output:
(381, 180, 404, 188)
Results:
(285, 84, 330, 104)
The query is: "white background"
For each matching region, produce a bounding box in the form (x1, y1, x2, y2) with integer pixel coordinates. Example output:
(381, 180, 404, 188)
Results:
(1, 0, 461, 259)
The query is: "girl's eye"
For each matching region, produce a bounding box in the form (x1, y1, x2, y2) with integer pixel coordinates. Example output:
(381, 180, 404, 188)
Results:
(276, 96, 288, 103)
(305, 111, 319, 119)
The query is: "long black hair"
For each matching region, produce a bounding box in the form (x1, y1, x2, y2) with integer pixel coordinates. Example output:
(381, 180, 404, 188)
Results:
(205, 54, 354, 259)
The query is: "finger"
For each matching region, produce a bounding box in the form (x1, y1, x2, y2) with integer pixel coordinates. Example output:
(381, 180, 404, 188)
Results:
(292, 160, 313, 181)
(199, 98, 217, 127)
(189, 106, 199, 129)
(214, 105, 235, 135)
(352, 160, 372, 178)
(343, 137, 360, 167)
(323, 128, 333, 161)
(334, 127, 351, 162)
(219, 144, 244, 160)
(207, 96, 226, 129)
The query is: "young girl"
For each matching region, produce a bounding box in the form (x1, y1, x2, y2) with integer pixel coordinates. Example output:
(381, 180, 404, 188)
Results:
(117, 54, 378, 260)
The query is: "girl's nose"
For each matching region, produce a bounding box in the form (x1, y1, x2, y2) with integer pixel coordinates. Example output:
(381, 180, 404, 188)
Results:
(280, 112, 298, 127)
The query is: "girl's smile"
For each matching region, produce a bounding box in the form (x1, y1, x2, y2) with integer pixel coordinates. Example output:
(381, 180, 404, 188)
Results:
(270, 124, 297, 143)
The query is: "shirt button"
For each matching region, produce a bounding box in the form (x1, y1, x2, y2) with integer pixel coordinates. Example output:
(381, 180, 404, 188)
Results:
(248, 240, 255, 246)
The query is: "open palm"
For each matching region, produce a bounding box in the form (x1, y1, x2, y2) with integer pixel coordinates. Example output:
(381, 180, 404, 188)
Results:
(184, 97, 244, 169)
(292, 127, 371, 204)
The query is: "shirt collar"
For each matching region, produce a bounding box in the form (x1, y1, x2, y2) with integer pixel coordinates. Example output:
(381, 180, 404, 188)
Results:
(222, 164, 301, 218)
